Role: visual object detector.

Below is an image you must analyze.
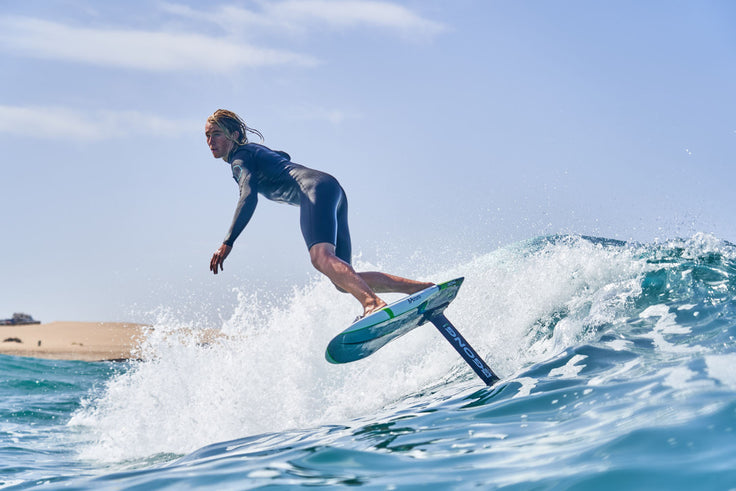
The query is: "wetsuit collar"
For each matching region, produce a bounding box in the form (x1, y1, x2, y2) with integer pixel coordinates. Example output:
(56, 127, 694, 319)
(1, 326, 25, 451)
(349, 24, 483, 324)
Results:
(226, 144, 243, 164)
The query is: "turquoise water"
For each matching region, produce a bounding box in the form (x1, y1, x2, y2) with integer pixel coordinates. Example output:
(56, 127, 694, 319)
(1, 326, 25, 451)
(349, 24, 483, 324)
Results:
(2, 234, 735, 490)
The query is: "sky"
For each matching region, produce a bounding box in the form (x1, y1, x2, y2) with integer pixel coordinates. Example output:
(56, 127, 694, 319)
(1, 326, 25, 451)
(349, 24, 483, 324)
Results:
(1, 0, 734, 323)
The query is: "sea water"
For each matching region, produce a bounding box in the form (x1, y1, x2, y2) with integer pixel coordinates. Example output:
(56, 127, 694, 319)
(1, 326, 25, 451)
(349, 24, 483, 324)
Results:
(1, 234, 735, 490)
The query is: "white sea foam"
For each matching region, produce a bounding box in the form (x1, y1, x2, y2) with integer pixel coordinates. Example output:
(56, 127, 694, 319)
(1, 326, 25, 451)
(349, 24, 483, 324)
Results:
(549, 354, 588, 379)
(705, 354, 736, 389)
(68, 236, 650, 462)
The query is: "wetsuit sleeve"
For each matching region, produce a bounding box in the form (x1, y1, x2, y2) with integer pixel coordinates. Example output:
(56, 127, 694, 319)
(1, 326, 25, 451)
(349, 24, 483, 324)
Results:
(223, 162, 258, 247)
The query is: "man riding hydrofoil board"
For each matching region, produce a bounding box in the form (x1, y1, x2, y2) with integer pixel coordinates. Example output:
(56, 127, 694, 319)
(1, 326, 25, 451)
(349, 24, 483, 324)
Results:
(206, 109, 433, 319)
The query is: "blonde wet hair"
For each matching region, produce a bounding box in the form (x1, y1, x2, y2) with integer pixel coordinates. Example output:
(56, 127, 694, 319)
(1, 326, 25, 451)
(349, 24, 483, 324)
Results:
(207, 109, 264, 146)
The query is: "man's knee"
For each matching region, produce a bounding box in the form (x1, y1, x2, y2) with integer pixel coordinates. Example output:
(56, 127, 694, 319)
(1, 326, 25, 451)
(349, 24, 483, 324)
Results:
(309, 243, 348, 293)
(309, 249, 328, 272)
(309, 243, 335, 272)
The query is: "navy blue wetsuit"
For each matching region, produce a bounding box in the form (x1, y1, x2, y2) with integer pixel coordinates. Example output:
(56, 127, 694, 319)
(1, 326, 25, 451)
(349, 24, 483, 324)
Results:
(223, 143, 352, 264)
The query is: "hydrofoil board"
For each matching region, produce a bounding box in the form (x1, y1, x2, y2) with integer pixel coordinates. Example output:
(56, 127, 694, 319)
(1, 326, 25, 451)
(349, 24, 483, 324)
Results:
(326, 277, 464, 364)
(325, 278, 499, 385)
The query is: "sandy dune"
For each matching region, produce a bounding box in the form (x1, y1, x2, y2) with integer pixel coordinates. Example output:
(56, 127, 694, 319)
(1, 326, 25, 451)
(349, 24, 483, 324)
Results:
(0, 322, 147, 361)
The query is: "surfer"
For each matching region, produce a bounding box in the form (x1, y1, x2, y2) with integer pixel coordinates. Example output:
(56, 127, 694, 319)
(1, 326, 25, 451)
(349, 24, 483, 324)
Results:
(206, 109, 433, 318)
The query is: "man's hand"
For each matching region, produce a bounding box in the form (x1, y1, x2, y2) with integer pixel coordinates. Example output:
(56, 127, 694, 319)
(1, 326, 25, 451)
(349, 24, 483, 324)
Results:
(210, 244, 232, 274)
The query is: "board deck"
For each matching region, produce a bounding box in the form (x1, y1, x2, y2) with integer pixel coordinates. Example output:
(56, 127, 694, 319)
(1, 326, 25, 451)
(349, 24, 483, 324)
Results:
(326, 277, 464, 364)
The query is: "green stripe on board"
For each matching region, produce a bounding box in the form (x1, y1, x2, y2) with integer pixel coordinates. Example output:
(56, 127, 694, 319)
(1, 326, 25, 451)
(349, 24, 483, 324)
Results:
(385, 308, 395, 319)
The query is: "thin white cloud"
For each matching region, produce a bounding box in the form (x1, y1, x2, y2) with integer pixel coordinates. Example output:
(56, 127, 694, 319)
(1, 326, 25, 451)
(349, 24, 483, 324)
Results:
(0, 105, 200, 141)
(0, 2, 443, 71)
(162, 0, 446, 41)
(0, 15, 318, 72)
(269, 0, 446, 36)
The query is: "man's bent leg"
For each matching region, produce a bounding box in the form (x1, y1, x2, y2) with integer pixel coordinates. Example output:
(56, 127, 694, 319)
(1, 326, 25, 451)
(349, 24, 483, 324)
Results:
(357, 272, 434, 294)
(309, 243, 387, 316)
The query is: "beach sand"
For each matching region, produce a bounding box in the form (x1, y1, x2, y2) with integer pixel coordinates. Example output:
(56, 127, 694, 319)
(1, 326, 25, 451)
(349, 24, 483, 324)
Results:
(0, 322, 147, 362)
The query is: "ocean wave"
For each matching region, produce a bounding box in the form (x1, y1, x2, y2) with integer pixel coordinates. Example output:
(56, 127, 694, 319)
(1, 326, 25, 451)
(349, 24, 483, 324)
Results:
(64, 233, 735, 475)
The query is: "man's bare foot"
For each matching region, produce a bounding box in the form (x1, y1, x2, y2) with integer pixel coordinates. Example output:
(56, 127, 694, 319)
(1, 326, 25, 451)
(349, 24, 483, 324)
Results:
(362, 299, 387, 318)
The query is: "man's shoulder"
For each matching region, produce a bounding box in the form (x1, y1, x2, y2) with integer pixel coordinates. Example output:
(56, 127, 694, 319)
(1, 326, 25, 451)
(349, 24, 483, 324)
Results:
(230, 144, 261, 166)
(240, 143, 291, 161)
